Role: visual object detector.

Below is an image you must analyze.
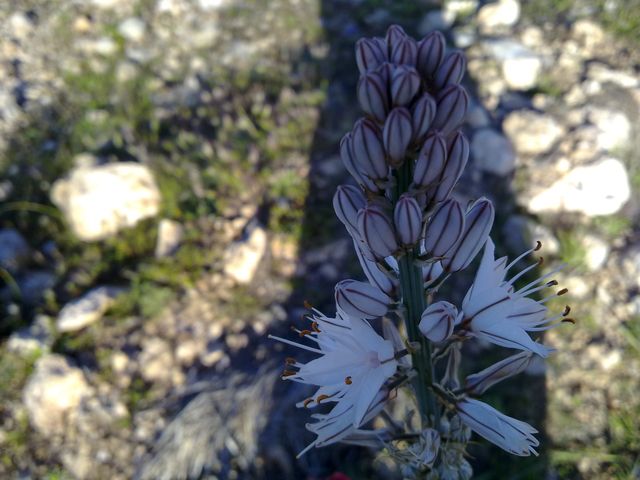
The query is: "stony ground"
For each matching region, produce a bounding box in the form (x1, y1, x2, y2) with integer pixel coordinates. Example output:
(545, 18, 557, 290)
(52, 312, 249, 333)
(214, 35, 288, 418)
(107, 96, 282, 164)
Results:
(0, 0, 639, 479)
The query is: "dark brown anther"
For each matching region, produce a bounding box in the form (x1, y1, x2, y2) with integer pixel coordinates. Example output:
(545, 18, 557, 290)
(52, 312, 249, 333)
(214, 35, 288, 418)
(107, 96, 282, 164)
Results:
(561, 318, 576, 324)
(316, 394, 330, 403)
(304, 300, 313, 309)
(537, 256, 544, 266)
(534, 240, 542, 251)
(298, 329, 312, 337)
(546, 280, 558, 287)
(282, 370, 297, 377)
(557, 288, 569, 296)
(562, 305, 571, 316)
(311, 322, 321, 333)
(303, 398, 314, 408)
(345, 376, 353, 385)
(285, 357, 296, 365)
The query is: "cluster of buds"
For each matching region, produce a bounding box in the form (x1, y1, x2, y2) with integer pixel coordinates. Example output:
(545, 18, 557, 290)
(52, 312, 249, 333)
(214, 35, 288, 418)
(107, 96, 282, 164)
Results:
(271, 25, 572, 478)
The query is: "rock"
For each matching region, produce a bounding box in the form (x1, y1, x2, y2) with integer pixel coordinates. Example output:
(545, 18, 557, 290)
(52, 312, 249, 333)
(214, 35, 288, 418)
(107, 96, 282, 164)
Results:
(586, 107, 632, 151)
(223, 226, 268, 284)
(471, 128, 516, 175)
(477, 0, 520, 33)
(23, 354, 93, 436)
(503, 110, 564, 155)
(528, 158, 630, 217)
(76, 37, 118, 56)
(56, 286, 125, 332)
(581, 235, 609, 271)
(7, 315, 54, 355)
(51, 163, 161, 241)
(443, 0, 479, 23)
(0, 229, 30, 273)
(118, 17, 146, 42)
(571, 19, 605, 55)
(485, 40, 542, 90)
(587, 63, 638, 89)
(9, 12, 34, 39)
(155, 219, 183, 258)
(139, 338, 178, 384)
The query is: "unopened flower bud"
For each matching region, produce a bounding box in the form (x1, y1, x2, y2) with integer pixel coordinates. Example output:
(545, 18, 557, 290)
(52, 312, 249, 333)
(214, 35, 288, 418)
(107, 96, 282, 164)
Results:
(411, 93, 437, 143)
(424, 198, 464, 258)
(434, 51, 466, 90)
(465, 351, 534, 395)
(413, 131, 447, 189)
(430, 131, 469, 203)
(390, 36, 418, 66)
(394, 194, 423, 246)
(423, 260, 443, 287)
(357, 71, 389, 122)
(352, 118, 389, 181)
(333, 185, 366, 235)
(419, 301, 458, 342)
(385, 25, 408, 54)
(417, 31, 445, 78)
(335, 279, 391, 319)
(355, 37, 388, 74)
(340, 133, 379, 192)
(354, 241, 398, 294)
(383, 107, 413, 166)
(432, 84, 469, 136)
(442, 197, 494, 272)
(390, 65, 421, 107)
(357, 204, 398, 259)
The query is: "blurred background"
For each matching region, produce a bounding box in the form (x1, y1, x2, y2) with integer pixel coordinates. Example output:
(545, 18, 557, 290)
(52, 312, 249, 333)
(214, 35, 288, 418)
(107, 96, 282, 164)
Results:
(0, 0, 639, 478)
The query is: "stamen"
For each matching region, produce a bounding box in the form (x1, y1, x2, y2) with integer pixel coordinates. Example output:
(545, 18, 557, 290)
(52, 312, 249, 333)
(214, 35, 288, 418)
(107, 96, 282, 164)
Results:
(538, 256, 544, 266)
(507, 260, 540, 286)
(285, 357, 296, 365)
(557, 288, 568, 296)
(282, 370, 297, 377)
(316, 394, 331, 403)
(268, 334, 323, 354)
(505, 245, 539, 272)
(345, 376, 352, 385)
(299, 329, 313, 337)
(517, 265, 565, 296)
(304, 300, 313, 309)
(303, 398, 314, 408)
(311, 322, 321, 333)
(546, 280, 558, 287)
(562, 305, 571, 316)
(534, 240, 542, 251)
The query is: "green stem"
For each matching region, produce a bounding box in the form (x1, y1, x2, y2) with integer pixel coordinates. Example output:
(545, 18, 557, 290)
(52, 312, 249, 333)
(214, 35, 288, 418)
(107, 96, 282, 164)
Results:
(395, 160, 439, 430)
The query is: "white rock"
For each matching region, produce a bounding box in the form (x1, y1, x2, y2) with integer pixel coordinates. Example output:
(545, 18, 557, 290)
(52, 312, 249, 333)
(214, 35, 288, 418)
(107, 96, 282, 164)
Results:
(503, 110, 564, 155)
(581, 235, 609, 271)
(528, 158, 630, 217)
(587, 107, 632, 151)
(198, 0, 228, 9)
(139, 338, 175, 383)
(155, 219, 183, 258)
(7, 316, 54, 355)
(223, 226, 267, 284)
(118, 17, 146, 42)
(51, 163, 161, 241)
(9, 12, 33, 39)
(0, 229, 30, 273)
(572, 19, 605, 54)
(486, 40, 542, 90)
(56, 286, 124, 332)
(477, 0, 520, 33)
(77, 37, 118, 56)
(471, 128, 516, 175)
(443, 0, 478, 23)
(587, 63, 638, 88)
(23, 355, 93, 435)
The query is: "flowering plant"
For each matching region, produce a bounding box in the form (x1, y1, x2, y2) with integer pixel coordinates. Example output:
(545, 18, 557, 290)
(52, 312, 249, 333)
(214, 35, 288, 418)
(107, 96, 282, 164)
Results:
(270, 25, 572, 478)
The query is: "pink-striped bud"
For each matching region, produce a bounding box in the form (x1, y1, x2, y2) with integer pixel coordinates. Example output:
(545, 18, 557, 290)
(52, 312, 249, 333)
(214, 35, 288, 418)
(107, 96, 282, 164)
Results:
(333, 185, 366, 235)
(335, 279, 391, 319)
(434, 51, 466, 90)
(394, 194, 423, 246)
(419, 301, 458, 342)
(424, 198, 464, 258)
(340, 133, 379, 192)
(413, 131, 447, 189)
(430, 131, 469, 203)
(357, 204, 398, 259)
(417, 31, 446, 79)
(423, 260, 443, 287)
(352, 118, 389, 181)
(442, 197, 494, 272)
(355, 37, 388, 74)
(465, 351, 534, 395)
(390, 65, 421, 107)
(432, 84, 469, 136)
(354, 240, 398, 295)
(390, 36, 418, 66)
(383, 107, 413, 166)
(357, 71, 389, 122)
(411, 93, 437, 143)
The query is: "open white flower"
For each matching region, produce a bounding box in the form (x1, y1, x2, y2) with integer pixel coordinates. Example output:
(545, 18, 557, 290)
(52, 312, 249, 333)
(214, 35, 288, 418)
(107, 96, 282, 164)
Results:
(461, 238, 570, 357)
(457, 398, 539, 456)
(269, 308, 398, 434)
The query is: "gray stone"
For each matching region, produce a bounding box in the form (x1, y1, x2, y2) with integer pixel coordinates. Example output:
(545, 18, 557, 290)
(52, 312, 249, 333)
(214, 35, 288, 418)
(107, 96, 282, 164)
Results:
(51, 163, 161, 241)
(118, 17, 146, 42)
(581, 235, 609, 271)
(155, 219, 183, 258)
(23, 354, 94, 436)
(485, 40, 542, 90)
(587, 107, 632, 151)
(528, 158, 630, 217)
(7, 315, 54, 355)
(471, 128, 516, 175)
(477, 0, 520, 33)
(0, 229, 30, 273)
(223, 226, 268, 284)
(503, 110, 564, 155)
(56, 286, 125, 332)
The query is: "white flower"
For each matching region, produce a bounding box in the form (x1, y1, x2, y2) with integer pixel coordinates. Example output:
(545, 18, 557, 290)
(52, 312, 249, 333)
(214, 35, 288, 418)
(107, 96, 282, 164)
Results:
(464, 351, 533, 395)
(461, 238, 570, 357)
(269, 308, 398, 441)
(457, 398, 539, 456)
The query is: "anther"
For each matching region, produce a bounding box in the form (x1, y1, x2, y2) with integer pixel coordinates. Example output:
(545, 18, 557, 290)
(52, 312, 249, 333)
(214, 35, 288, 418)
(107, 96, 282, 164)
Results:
(316, 394, 330, 403)
(534, 240, 542, 251)
(537, 256, 544, 266)
(562, 305, 571, 316)
(298, 329, 312, 337)
(304, 300, 313, 309)
(303, 398, 314, 408)
(285, 357, 296, 365)
(282, 370, 296, 377)
(561, 318, 575, 324)
(557, 288, 569, 296)
(546, 280, 558, 287)
(311, 322, 321, 333)
(345, 376, 352, 385)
